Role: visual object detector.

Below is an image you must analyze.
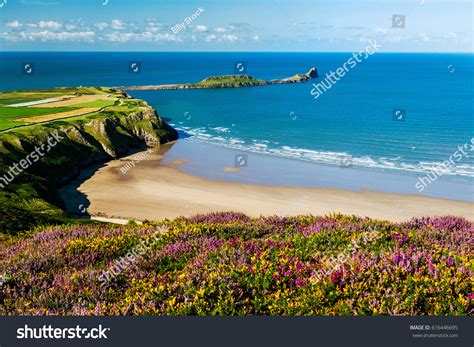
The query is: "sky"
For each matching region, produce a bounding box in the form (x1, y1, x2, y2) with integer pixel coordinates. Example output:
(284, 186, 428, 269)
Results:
(0, 0, 472, 52)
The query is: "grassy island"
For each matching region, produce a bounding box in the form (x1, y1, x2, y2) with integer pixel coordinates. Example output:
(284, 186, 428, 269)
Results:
(188, 75, 268, 88)
(121, 67, 318, 91)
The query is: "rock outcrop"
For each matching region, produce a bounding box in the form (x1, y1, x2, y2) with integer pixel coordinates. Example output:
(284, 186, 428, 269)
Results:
(120, 67, 319, 91)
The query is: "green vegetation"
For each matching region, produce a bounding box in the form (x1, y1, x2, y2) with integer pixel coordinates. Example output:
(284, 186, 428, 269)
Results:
(189, 75, 267, 88)
(71, 99, 116, 108)
(0, 87, 120, 131)
(0, 119, 30, 130)
(0, 92, 69, 106)
(123, 68, 318, 91)
(0, 106, 79, 129)
(0, 87, 178, 235)
(0, 213, 471, 315)
(0, 87, 110, 106)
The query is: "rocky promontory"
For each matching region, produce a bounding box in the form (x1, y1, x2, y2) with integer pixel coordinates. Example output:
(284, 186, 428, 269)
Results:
(120, 67, 318, 91)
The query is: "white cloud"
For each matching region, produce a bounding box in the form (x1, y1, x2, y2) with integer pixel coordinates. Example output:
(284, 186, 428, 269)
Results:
(215, 27, 227, 33)
(386, 35, 402, 44)
(38, 21, 62, 29)
(95, 23, 109, 31)
(111, 19, 126, 30)
(102, 31, 181, 43)
(17, 30, 95, 42)
(444, 32, 458, 43)
(205, 34, 217, 42)
(146, 19, 163, 32)
(65, 24, 77, 31)
(222, 34, 238, 42)
(0, 32, 18, 42)
(6, 21, 23, 29)
(148, 26, 160, 33)
(418, 32, 429, 42)
(195, 25, 208, 32)
(253, 35, 259, 41)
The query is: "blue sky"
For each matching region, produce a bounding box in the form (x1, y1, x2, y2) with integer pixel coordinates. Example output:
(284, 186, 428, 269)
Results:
(0, 0, 472, 52)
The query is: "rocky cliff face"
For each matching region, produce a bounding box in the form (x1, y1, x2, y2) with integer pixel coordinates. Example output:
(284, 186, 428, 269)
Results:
(306, 67, 319, 79)
(0, 102, 178, 194)
(0, 90, 178, 234)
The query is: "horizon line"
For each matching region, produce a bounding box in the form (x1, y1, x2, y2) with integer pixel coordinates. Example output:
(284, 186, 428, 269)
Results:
(1, 51, 473, 54)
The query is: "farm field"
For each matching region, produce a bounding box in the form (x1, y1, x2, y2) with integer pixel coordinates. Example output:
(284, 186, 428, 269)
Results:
(15, 107, 103, 123)
(0, 88, 120, 130)
(0, 92, 71, 106)
(29, 94, 114, 108)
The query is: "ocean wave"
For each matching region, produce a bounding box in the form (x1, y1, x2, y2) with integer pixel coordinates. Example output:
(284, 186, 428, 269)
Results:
(177, 127, 474, 178)
(210, 127, 231, 133)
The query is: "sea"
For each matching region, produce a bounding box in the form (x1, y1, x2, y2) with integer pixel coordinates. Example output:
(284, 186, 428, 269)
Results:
(0, 52, 473, 200)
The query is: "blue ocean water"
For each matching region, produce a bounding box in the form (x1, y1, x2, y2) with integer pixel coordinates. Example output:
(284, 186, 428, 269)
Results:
(0, 52, 473, 182)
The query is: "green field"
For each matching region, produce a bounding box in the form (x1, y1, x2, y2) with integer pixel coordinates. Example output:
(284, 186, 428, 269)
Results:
(0, 92, 69, 106)
(71, 99, 116, 108)
(0, 106, 77, 130)
(0, 87, 112, 107)
(0, 87, 120, 131)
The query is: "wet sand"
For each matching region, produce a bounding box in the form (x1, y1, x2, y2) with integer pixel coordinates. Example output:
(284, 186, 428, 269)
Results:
(59, 145, 474, 223)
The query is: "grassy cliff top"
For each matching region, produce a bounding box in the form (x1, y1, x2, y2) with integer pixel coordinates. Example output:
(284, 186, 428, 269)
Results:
(0, 87, 128, 131)
(0, 86, 177, 235)
(189, 74, 267, 88)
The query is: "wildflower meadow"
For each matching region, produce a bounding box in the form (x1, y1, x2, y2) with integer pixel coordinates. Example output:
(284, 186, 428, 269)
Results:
(0, 213, 471, 316)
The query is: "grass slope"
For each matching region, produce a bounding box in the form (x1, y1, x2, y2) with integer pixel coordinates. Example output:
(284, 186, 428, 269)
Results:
(189, 75, 267, 88)
(0, 87, 178, 235)
(0, 87, 117, 131)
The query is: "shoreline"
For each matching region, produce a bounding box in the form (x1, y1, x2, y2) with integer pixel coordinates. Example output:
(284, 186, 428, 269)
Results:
(59, 143, 474, 223)
(160, 138, 474, 202)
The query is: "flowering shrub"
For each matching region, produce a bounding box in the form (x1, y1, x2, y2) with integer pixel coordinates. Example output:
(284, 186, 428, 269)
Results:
(0, 213, 472, 316)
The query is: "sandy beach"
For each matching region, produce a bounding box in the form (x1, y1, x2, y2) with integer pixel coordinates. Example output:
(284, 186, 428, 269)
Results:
(59, 144, 474, 223)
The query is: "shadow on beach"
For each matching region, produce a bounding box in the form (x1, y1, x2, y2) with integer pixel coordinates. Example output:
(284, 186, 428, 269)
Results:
(57, 142, 178, 221)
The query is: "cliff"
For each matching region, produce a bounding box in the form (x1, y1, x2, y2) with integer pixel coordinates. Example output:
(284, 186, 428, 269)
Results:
(0, 89, 178, 234)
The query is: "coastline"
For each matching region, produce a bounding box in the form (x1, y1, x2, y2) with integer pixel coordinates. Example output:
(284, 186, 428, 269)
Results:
(59, 142, 474, 223)
(161, 139, 474, 202)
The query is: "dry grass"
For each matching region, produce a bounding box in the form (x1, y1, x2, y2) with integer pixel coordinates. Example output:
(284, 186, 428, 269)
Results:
(15, 107, 101, 123)
(30, 94, 112, 108)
